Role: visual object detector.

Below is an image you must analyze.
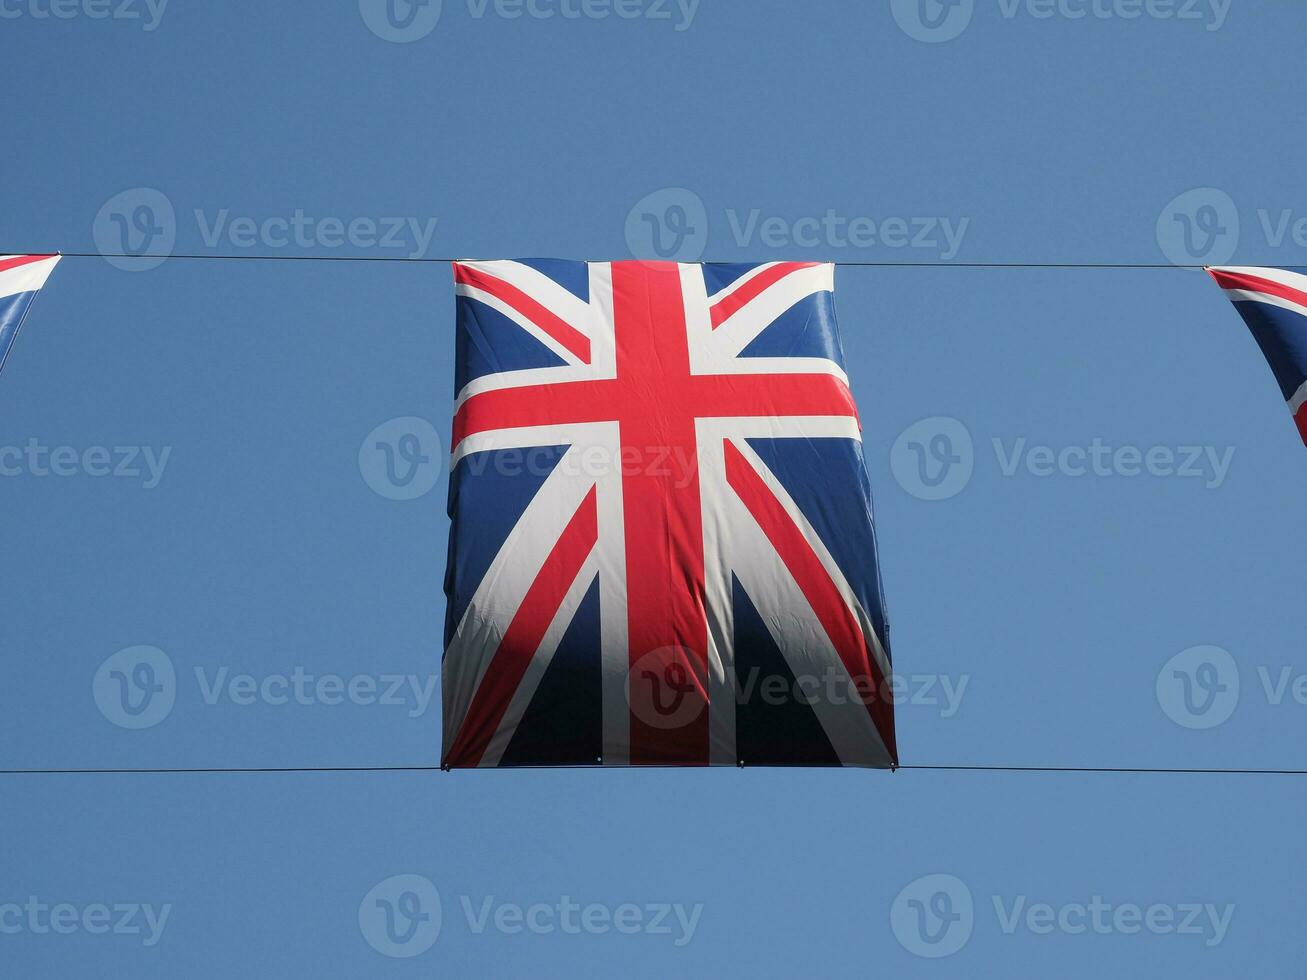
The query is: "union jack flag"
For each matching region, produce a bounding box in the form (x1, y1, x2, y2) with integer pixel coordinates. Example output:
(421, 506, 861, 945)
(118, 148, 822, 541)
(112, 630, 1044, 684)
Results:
(1208, 266, 1307, 447)
(0, 254, 60, 377)
(442, 259, 896, 768)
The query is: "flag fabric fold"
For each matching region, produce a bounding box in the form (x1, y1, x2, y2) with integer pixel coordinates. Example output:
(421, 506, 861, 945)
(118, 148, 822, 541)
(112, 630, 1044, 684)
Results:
(441, 259, 897, 770)
(0, 254, 61, 376)
(1207, 265, 1307, 447)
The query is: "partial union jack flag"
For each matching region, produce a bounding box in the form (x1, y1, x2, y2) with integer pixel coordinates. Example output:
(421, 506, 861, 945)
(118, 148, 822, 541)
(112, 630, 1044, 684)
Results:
(0, 255, 60, 377)
(1208, 266, 1307, 447)
(442, 259, 896, 769)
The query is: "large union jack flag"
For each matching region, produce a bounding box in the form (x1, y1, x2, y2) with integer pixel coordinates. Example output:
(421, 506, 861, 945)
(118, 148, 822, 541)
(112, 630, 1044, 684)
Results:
(442, 259, 896, 769)
(1208, 266, 1307, 447)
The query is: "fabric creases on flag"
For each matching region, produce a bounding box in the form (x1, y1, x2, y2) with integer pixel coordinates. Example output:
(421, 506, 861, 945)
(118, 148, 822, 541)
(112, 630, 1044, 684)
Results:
(442, 258, 897, 769)
(1207, 265, 1307, 447)
(0, 254, 61, 376)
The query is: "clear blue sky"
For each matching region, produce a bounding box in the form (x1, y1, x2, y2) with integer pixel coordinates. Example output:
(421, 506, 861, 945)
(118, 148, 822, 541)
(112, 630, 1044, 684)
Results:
(4, 1, 1307, 975)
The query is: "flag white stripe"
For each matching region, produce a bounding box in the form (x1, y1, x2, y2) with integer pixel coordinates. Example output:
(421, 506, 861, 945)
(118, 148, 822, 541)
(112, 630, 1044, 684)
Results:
(1212, 265, 1307, 295)
(456, 282, 585, 368)
(1290, 379, 1307, 416)
(458, 259, 595, 336)
(726, 435, 891, 683)
(0, 256, 60, 299)
(477, 551, 600, 767)
(711, 263, 835, 358)
(723, 482, 893, 768)
(452, 264, 617, 411)
(704, 260, 788, 305)
(443, 450, 596, 753)
(592, 444, 631, 766)
(1220, 288, 1307, 322)
(696, 427, 737, 766)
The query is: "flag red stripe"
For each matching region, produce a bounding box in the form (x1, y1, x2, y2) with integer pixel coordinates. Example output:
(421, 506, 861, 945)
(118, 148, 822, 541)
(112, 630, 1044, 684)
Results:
(723, 440, 897, 763)
(1295, 402, 1307, 448)
(0, 254, 56, 275)
(612, 261, 710, 765)
(709, 262, 819, 329)
(454, 264, 592, 364)
(452, 373, 857, 452)
(1207, 268, 1307, 312)
(443, 487, 598, 768)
